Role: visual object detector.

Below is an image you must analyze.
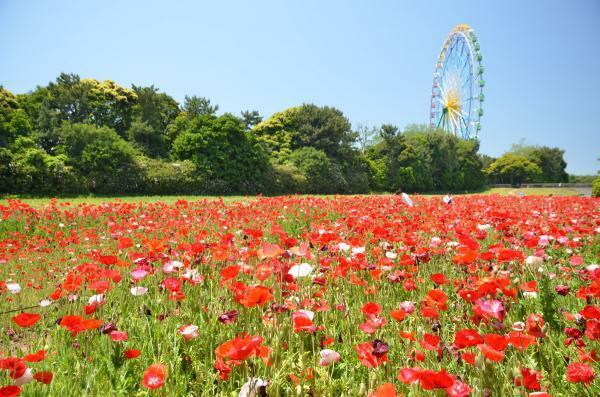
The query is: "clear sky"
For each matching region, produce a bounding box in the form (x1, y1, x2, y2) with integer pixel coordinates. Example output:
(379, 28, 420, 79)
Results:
(1, 0, 598, 174)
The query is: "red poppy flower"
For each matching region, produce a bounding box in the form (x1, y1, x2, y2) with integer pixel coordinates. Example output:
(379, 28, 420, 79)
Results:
(373, 382, 396, 397)
(585, 319, 600, 340)
(238, 285, 273, 307)
(484, 333, 509, 351)
(354, 342, 387, 368)
(508, 332, 537, 351)
(580, 305, 600, 320)
(23, 350, 46, 363)
(398, 367, 422, 384)
(162, 277, 182, 291)
(109, 331, 128, 342)
(292, 311, 317, 333)
(0, 357, 26, 379)
(479, 343, 505, 362)
(215, 334, 265, 361)
(361, 302, 382, 319)
(59, 316, 103, 334)
(516, 368, 541, 391)
(33, 371, 54, 384)
(454, 329, 483, 349)
(0, 386, 21, 397)
(141, 364, 167, 389)
(220, 265, 240, 284)
(117, 237, 134, 250)
(12, 312, 41, 328)
(566, 362, 595, 384)
(419, 369, 455, 390)
(446, 380, 471, 397)
(124, 349, 141, 359)
(430, 273, 448, 285)
(419, 334, 441, 351)
(423, 289, 448, 311)
(390, 309, 407, 321)
(98, 255, 118, 266)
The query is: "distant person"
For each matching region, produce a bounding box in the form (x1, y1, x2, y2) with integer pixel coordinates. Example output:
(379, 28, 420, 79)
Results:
(401, 192, 414, 207)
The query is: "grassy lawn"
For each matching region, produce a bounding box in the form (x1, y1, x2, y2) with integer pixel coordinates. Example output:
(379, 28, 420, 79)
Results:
(479, 187, 583, 196)
(0, 187, 587, 207)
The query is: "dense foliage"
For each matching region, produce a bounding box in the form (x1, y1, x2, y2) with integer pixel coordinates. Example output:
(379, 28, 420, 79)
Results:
(0, 74, 574, 195)
(593, 177, 600, 198)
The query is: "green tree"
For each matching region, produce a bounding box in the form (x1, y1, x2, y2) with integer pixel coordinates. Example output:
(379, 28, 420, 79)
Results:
(8, 136, 83, 194)
(127, 120, 166, 158)
(183, 96, 219, 118)
(171, 113, 270, 193)
(57, 123, 142, 193)
(379, 124, 400, 142)
(485, 153, 542, 186)
(510, 143, 568, 182)
(456, 139, 485, 190)
(24, 74, 138, 149)
(129, 85, 180, 156)
(287, 147, 343, 194)
(0, 87, 33, 146)
(592, 177, 600, 198)
(252, 104, 356, 161)
(241, 110, 262, 130)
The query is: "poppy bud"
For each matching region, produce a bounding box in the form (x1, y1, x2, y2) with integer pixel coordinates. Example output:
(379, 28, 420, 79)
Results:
(359, 383, 366, 395)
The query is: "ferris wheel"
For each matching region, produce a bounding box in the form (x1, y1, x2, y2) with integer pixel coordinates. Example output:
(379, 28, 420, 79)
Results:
(430, 24, 484, 139)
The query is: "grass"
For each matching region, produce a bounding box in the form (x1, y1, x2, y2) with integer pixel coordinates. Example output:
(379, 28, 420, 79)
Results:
(0, 187, 585, 208)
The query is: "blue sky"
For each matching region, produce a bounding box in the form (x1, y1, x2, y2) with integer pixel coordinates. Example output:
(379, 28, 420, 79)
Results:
(1, 0, 598, 174)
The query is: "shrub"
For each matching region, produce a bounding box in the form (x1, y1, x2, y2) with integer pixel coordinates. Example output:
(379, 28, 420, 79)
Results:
(592, 177, 600, 198)
(136, 156, 203, 195)
(57, 123, 144, 194)
(287, 148, 340, 194)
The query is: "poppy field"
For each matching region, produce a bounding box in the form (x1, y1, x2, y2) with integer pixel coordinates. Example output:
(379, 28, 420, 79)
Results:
(0, 195, 599, 397)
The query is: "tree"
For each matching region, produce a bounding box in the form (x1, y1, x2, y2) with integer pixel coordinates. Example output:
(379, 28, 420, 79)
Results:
(130, 85, 180, 156)
(485, 153, 542, 186)
(127, 121, 166, 158)
(355, 123, 377, 153)
(0, 87, 33, 147)
(7, 136, 82, 194)
(57, 123, 142, 193)
(379, 124, 400, 142)
(252, 104, 356, 161)
(183, 96, 218, 118)
(171, 113, 270, 193)
(509, 143, 568, 182)
(456, 139, 485, 190)
(287, 147, 343, 193)
(592, 177, 600, 198)
(241, 110, 262, 130)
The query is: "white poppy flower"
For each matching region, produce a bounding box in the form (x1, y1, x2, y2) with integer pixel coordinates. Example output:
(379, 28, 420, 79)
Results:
(6, 282, 21, 294)
(239, 378, 268, 397)
(319, 349, 341, 366)
(14, 368, 34, 386)
(130, 286, 148, 296)
(288, 263, 313, 278)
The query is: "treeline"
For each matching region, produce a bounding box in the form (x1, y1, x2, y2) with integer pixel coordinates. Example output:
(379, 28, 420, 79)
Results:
(0, 73, 571, 195)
